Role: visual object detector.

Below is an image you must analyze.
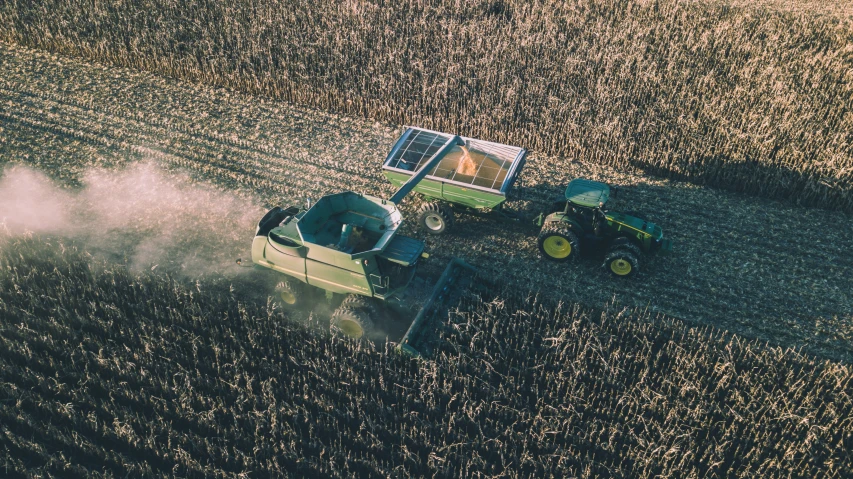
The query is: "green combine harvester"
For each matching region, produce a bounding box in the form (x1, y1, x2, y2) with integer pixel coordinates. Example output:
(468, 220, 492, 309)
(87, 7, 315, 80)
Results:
(243, 134, 476, 356)
(382, 126, 672, 277)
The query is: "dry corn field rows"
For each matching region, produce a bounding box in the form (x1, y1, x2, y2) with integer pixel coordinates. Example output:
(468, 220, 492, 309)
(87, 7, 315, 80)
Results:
(1, 42, 851, 362)
(0, 236, 851, 478)
(1, 0, 851, 211)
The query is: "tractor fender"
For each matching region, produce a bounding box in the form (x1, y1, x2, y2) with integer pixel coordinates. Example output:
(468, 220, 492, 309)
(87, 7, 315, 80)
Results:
(543, 212, 584, 236)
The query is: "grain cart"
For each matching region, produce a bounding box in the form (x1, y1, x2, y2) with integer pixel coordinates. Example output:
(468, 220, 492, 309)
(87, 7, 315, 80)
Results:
(241, 134, 475, 356)
(382, 126, 529, 234)
(382, 127, 672, 277)
(536, 178, 672, 277)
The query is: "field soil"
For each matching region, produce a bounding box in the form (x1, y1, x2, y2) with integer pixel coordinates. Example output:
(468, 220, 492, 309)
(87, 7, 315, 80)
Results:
(0, 41, 851, 362)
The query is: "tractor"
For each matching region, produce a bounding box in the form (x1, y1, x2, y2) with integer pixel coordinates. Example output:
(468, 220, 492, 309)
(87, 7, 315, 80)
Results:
(536, 178, 672, 277)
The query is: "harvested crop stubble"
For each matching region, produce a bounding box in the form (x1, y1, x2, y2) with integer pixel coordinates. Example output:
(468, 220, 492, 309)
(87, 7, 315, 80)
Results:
(0, 0, 850, 211)
(1, 42, 851, 362)
(0, 236, 850, 478)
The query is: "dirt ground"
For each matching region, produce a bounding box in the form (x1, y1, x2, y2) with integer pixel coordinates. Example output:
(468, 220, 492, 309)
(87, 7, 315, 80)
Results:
(0, 41, 850, 362)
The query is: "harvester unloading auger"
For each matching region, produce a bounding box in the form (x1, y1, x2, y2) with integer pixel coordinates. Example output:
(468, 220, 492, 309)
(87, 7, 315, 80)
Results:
(240, 134, 477, 356)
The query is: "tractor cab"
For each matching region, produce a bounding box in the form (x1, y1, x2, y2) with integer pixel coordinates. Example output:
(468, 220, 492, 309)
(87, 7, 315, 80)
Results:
(558, 179, 611, 234)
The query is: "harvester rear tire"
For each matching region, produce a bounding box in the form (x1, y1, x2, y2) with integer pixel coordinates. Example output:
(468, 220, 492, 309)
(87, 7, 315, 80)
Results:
(331, 307, 374, 339)
(275, 280, 302, 306)
(537, 223, 580, 262)
(604, 249, 640, 277)
(417, 202, 454, 235)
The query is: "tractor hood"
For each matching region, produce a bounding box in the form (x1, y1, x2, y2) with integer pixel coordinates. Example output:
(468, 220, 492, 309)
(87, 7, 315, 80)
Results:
(606, 212, 663, 240)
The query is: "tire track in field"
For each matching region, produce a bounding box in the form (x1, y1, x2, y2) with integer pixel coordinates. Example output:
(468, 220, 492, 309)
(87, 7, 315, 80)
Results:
(0, 41, 851, 361)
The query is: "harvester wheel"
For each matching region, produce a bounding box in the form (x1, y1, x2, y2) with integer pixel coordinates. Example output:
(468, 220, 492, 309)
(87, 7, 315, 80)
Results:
(537, 223, 580, 262)
(417, 202, 454, 235)
(604, 249, 640, 277)
(275, 280, 301, 306)
(330, 307, 374, 339)
(341, 294, 377, 316)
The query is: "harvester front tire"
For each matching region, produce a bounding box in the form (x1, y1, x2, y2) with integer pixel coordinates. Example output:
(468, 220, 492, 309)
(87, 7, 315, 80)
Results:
(417, 202, 454, 235)
(341, 294, 377, 316)
(275, 280, 301, 306)
(537, 223, 580, 262)
(604, 249, 640, 277)
(331, 307, 375, 339)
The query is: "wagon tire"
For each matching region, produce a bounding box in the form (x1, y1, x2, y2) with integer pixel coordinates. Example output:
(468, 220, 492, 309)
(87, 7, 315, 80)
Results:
(537, 223, 580, 262)
(417, 202, 454, 235)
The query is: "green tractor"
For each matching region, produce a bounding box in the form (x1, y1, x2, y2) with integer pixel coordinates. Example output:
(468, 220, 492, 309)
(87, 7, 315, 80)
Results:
(537, 178, 672, 277)
(241, 134, 475, 356)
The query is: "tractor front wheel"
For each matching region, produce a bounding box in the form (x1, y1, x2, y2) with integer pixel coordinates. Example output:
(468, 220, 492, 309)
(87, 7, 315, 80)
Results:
(604, 249, 640, 277)
(537, 223, 580, 262)
(417, 202, 454, 235)
(331, 306, 375, 339)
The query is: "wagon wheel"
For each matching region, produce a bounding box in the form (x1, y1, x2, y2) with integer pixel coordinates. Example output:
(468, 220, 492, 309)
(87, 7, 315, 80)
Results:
(604, 248, 640, 277)
(330, 306, 375, 339)
(417, 202, 455, 235)
(275, 279, 302, 306)
(537, 223, 580, 262)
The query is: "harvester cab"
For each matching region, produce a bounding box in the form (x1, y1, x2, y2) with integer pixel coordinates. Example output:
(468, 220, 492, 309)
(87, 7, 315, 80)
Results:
(246, 133, 476, 356)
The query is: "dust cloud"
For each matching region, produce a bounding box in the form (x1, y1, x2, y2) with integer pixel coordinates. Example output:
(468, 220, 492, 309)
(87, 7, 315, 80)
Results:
(0, 162, 266, 279)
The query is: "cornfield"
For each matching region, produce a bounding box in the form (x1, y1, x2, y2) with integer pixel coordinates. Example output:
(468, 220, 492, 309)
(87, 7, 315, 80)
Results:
(0, 235, 850, 478)
(2, 41, 852, 362)
(0, 0, 850, 210)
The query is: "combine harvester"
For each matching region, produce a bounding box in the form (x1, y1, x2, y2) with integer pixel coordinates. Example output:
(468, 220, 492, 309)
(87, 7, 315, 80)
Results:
(241, 134, 488, 356)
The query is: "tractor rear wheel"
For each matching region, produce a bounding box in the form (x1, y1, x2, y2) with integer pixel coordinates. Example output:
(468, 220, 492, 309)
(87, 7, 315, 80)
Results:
(417, 202, 454, 235)
(331, 306, 374, 339)
(604, 249, 640, 277)
(275, 280, 302, 306)
(537, 223, 580, 262)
